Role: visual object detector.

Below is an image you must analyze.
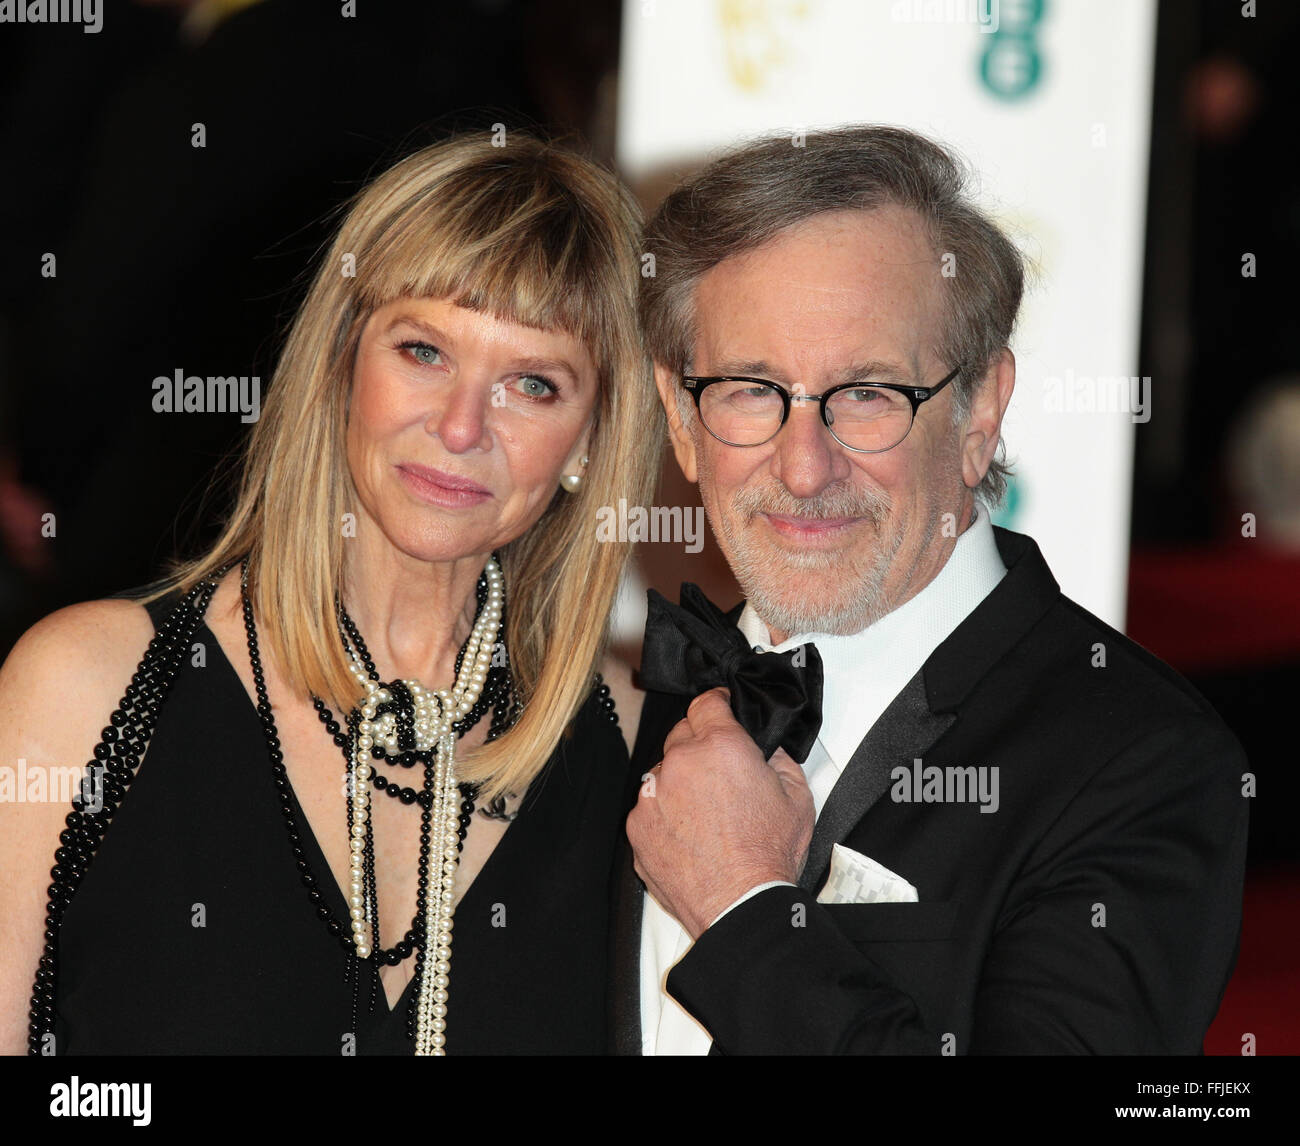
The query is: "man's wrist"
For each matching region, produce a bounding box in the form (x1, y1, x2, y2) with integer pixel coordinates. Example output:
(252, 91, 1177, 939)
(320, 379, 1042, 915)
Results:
(707, 880, 797, 930)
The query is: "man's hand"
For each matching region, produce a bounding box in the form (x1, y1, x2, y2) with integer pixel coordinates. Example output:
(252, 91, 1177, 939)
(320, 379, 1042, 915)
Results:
(626, 687, 815, 939)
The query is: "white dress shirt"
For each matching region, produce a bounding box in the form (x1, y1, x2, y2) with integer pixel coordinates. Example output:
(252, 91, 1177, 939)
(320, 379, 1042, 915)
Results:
(639, 500, 1009, 1055)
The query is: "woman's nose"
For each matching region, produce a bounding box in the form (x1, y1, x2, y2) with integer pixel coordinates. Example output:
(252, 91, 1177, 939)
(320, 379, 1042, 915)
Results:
(425, 378, 492, 453)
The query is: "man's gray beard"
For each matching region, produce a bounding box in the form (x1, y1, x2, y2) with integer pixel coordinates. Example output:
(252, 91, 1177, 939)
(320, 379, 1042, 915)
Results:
(710, 478, 911, 638)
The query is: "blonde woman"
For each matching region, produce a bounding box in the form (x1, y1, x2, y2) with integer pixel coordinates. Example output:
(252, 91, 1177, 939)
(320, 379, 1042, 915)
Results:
(0, 132, 661, 1055)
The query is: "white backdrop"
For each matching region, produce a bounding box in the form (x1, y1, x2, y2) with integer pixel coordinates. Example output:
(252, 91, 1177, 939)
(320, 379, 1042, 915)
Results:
(616, 0, 1157, 628)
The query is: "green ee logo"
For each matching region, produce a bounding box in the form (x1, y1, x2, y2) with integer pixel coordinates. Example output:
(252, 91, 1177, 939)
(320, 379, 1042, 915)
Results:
(979, 0, 1046, 101)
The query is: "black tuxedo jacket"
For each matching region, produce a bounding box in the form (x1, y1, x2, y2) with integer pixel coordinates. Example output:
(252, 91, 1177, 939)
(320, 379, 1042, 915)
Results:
(609, 526, 1249, 1054)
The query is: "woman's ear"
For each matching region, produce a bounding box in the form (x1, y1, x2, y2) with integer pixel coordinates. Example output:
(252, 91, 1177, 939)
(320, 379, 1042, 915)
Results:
(560, 420, 594, 482)
(654, 363, 698, 484)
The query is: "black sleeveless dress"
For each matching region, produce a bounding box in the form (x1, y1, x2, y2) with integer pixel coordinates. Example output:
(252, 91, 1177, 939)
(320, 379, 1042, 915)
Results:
(51, 590, 634, 1054)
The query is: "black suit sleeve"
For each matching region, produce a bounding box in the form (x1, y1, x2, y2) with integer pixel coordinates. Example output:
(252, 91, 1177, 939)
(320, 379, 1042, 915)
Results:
(665, 715, 1249, 1054)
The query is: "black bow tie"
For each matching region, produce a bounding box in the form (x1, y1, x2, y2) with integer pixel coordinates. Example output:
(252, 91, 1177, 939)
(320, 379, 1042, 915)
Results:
(639, 583, 824, 764)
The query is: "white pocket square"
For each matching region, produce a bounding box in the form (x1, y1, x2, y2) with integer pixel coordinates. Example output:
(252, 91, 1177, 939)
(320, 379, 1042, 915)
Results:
(816, 843, 919, 905)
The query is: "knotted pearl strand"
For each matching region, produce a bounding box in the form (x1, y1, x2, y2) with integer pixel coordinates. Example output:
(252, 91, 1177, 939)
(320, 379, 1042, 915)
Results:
(343, 557, 504, 1056)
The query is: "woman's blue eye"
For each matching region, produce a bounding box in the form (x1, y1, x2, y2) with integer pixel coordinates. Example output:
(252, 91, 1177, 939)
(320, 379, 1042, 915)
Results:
(513, 374, 558, 399)
(396, 342, 557, 400)
(400, 340, 442, 366)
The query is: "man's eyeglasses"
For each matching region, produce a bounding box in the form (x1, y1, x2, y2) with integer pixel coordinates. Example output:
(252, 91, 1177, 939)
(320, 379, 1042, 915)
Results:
(680, 365, 963, 453)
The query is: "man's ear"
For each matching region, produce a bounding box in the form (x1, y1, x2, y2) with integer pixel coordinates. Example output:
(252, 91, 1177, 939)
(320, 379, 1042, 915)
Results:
(654, 362, 699, 484)
(961, 348, 1015, 491)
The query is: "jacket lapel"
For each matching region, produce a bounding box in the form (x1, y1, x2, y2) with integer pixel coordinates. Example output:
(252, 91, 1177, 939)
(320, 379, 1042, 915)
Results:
(799, 526, 1060, 893)
(798, 671, 953, 892)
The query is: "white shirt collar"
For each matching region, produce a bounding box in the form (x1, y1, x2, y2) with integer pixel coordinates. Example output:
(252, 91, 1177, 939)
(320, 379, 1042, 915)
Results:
(737, 500, 1007, 773)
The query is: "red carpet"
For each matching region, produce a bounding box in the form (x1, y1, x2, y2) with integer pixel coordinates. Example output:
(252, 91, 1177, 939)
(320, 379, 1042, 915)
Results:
(1205, 864, 1300, 1055)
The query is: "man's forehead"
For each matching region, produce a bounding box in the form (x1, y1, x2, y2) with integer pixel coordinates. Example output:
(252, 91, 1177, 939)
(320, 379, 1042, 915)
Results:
(691, 310, 928, 387)
(708, 204, 934, 275)
(690, 208, 940, 379)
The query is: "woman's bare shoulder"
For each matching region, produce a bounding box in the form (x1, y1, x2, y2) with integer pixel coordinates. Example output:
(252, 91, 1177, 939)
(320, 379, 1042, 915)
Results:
(1, 597, 156, 689)
(0, 598, 159, 1055)
(0, 598, 160, 733)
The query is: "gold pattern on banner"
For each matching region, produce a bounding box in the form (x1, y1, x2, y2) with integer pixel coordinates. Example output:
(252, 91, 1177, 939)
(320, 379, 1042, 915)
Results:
(718, 0, 812, 93)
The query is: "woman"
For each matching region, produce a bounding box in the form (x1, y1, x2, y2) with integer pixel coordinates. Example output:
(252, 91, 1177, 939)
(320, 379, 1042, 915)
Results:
(0, 132, 661, 1054)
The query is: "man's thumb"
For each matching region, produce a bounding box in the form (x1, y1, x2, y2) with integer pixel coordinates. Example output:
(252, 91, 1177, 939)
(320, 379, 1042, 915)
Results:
(768, 747, 811, 795)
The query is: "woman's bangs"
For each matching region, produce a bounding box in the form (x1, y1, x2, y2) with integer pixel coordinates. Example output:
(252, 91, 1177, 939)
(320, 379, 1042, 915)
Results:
(352, 187, 611, 354)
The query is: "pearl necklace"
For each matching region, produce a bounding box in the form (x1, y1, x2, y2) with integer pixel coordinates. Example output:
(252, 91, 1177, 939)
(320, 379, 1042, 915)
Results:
(342, 556, 504, 1055)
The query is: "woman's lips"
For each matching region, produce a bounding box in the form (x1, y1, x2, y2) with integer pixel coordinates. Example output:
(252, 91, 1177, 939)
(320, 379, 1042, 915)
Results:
(396, 463, 491, 507)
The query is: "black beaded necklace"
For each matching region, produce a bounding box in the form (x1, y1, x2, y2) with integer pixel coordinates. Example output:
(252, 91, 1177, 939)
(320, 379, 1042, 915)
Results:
(239, 556, 518, 1042)
(26, 571, 224, 1056)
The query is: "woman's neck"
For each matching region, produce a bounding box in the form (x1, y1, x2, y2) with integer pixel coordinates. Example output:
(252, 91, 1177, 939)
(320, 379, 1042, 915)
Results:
(339, 530, 493, 689)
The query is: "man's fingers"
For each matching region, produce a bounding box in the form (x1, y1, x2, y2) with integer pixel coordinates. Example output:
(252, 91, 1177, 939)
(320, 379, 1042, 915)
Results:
(663, 688, 741, 754)
(661, 716, 695, 755)
(768, 747, 813, 797)
(685, 687, 740, 735)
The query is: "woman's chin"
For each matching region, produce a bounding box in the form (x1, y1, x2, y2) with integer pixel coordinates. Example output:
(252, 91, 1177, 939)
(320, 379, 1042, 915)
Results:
(358, 515, 496, 568)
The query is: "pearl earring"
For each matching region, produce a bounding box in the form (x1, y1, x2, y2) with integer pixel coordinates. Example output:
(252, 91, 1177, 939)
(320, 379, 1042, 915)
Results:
(560, 455, 588, 494)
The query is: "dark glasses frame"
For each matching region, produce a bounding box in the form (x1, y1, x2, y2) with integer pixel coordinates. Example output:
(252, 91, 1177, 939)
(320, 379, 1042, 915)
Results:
(679, 364, 964, 452)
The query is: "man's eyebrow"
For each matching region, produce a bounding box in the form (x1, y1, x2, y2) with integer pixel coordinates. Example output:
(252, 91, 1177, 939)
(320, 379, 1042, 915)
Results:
(707, 357, 779, 378)
(833, 360, 916, 387)
(706, 358, 916, 388)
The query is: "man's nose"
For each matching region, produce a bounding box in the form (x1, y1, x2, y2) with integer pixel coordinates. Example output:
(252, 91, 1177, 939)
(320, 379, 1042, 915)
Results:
(426, 377, 492, 453)
(770, 394, 848, 496)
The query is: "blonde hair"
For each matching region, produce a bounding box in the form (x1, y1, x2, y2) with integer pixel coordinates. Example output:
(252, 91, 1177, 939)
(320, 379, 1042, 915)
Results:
(144, 131, 663, 800)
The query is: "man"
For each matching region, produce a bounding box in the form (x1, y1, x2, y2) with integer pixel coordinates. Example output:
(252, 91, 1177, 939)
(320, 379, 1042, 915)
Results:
(614, 125, 1248, 1055)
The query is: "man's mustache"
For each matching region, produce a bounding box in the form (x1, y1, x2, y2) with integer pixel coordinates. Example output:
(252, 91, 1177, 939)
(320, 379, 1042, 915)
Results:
(731, 482, 892, 526)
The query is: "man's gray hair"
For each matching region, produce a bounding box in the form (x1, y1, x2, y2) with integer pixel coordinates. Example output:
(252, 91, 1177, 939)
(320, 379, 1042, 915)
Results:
(638, 124, 1025, 507)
